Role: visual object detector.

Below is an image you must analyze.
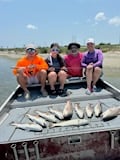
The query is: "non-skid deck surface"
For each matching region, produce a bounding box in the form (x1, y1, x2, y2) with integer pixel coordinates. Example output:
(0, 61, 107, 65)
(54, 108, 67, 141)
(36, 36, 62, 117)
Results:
(0, 81, 120, 144)
(0, 97, 120, 144)
(11, 83, 113, 108)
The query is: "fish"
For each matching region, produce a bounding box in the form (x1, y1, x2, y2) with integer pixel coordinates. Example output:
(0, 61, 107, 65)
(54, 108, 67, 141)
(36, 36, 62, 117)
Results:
(74, 103, 84, 119)
(85, 103, 94, 118)
(50, 118, 89, 128)
(26, 114, 47, 127)
(48, 106, 64, 120)
(101, 106, 120, 121)
(10, 122, 43, 132)
(63, 100, 73, 120)
(94, 102, 102, 117)
(35, 110, 58, 123)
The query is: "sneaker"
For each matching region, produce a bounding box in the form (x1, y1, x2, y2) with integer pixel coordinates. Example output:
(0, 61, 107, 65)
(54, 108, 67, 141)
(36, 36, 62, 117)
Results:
(24, 92, 30, 100)
(85, 88, 92, 95)
(93, 85, 97, 92)
(41, 89, 48, 97)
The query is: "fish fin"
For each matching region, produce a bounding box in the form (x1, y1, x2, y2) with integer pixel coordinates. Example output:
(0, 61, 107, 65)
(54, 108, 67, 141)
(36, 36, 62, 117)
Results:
(103, 116, 117, 121)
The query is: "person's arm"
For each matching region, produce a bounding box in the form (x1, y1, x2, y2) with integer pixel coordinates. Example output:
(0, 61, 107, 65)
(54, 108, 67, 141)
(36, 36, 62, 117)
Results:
(93, 50, 103, 67)
(81, 54, 87, 68)
(36, 57, 48, 70)
(12, 59, 26, 75)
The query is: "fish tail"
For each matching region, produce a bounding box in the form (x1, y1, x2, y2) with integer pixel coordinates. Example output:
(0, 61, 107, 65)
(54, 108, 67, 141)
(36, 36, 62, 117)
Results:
(9, 121, 16, 126)
(48, 122, 54, 128)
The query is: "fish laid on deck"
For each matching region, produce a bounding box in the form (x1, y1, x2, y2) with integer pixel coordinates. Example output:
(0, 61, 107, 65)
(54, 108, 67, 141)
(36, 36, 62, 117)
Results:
(74, 103, 84, 119)
(35, 110, 58, 123)
(102, 106, 120, 121)
(94, 102, 102, 117)
(10, 122, 43, 132)
(85, 103, 94, 118)
(26, 114, 47, 127)
(48, 106, 64, 120)
(50, 118, 89, 128)
(63, 100, 73, 120)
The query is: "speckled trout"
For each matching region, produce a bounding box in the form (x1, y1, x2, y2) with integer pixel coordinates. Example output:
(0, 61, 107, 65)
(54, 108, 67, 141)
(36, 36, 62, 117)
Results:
(74, 103, 84, 119)
(26, 114, 47, 127)
(102, 106, 120, 121)
(48, 106, 64, 120)
(35, 110, 58, 123)
(50, 118, 89, 128)
(85, 103, 94, 118)
(94, 102, 102, 117)
(63, 100, 73, 120)
(10, 122, 43, 131)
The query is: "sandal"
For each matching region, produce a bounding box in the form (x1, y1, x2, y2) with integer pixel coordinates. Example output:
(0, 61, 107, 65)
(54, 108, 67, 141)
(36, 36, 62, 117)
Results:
(50, 89, 57, 95)
(58, 89, 64, 95)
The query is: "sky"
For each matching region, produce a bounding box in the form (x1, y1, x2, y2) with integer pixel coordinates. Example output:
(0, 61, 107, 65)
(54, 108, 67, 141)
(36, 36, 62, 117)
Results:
(0, 0, 120, 48)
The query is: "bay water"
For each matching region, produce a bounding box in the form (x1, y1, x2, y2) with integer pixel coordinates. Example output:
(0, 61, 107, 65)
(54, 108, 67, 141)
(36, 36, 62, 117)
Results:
(0, 57, 120, 106)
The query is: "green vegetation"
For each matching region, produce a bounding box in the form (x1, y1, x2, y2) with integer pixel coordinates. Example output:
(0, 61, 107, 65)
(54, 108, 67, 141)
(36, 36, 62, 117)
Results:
(0, 43, 120, 54)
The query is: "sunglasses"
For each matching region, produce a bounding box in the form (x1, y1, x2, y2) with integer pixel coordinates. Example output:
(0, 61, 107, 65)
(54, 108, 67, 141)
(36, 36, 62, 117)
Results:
(87, 43, 94, 45)
(26, 48, 36, 53)
(70, 47, 78, 49)
(51, 48, 60, 52)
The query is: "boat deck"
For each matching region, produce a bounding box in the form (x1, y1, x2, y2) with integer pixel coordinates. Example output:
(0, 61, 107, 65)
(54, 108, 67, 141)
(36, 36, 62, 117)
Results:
(0, 78, 120, 144)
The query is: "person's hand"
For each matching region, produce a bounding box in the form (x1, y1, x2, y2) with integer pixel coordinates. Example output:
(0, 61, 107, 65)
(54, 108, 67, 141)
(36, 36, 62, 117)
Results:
(17, 67, 26, 74)
(27, 64, 36, 69)
(61, 66, 68, 72)
(87, 63, 93, 69)
(48, 67, 55, 72)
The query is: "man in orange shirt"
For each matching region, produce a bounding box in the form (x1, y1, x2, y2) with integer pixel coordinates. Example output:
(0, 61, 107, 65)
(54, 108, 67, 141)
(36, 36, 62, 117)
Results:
(13, 44, 48, 99)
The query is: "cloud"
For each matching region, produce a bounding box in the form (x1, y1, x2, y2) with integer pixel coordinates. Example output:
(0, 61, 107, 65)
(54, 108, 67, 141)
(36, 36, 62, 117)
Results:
(95, 12, 106, 21)
(26, 24, 38, 30)
(108, 16, 120, 26)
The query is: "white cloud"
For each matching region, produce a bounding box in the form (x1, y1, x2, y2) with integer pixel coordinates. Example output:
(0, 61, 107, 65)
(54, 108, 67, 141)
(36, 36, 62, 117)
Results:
(95, 12, 106, 21)
(108, 16, 120, 26)
(26, 24, 38, 30)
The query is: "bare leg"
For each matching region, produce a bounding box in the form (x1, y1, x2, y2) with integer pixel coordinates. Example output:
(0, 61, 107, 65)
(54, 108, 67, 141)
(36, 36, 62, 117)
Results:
(92, 67, 102, 86)
(37, 69, 47, 91)
(58, 70, 67, 89)
(86, 67, 93, 90)
(48, 71, 57, 90)
(16, 73, 29, 93)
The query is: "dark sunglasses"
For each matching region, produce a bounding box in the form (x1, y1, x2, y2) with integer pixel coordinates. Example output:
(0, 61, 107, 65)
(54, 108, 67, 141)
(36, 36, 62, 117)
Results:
(87, 43, 94, 45)
(70, 46, 78, 49)
(51, 48, 60, 52)
(26, 48, 36, 53)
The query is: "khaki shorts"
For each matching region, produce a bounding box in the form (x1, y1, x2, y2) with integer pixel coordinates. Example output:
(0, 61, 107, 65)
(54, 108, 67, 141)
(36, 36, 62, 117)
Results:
(27, 76, 39, 85)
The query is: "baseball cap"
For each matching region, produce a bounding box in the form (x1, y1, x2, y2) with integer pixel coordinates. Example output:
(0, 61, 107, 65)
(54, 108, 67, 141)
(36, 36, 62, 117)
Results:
(25, 44, 36, 50)
(86, 38, 95, 44)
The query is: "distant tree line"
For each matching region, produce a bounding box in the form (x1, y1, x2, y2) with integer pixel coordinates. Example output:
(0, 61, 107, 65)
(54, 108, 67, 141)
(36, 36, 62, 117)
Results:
(0, 43, 120, 53)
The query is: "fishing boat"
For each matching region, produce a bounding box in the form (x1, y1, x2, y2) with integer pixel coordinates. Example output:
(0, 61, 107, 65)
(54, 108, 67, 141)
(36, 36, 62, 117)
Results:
(0, 77, 120, 160)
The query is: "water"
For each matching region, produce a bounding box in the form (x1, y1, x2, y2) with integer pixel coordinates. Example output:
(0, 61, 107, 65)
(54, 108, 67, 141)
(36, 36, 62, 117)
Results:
(0, 57, 120, 106)
(0, 57, 17, 106)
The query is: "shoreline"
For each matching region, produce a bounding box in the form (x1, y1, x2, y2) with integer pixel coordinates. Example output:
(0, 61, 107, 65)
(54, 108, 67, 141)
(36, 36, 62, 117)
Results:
(0, 51, 120, 69)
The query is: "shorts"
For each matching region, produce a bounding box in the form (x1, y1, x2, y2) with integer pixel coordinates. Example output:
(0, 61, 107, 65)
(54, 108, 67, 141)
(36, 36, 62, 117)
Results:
(84, 67, 103, 77)
(27, 76, 39, 85)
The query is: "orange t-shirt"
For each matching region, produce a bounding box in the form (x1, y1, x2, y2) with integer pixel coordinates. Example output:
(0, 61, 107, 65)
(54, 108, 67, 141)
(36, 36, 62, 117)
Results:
(13, 55, 48, 76)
